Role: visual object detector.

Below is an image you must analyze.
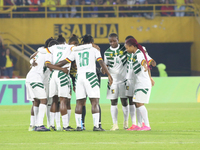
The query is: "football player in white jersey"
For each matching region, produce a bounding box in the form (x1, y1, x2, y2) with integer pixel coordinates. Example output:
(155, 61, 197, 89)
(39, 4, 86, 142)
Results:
(27, 37, 54, 131)
(45, 35, 78, 131)
(125, 36, 156, 130)
(125, 38, 152, 131)
(56, 34, 113, 131)
(103, 33, 129, 131)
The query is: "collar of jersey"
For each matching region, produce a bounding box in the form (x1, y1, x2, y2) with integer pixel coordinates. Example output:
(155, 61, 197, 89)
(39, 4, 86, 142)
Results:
(110, 44, 120, 51)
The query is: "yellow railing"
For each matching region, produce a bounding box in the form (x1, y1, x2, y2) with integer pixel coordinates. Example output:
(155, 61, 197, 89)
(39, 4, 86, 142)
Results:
(0, 32, 36, 57)
(0, 4, 195, 19)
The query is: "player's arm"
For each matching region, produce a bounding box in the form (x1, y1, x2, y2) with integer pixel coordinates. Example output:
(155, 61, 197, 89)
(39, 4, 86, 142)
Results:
(148, 59, 156, 67)
(30, 52, 38, 59)
(98, 59, 113, 86)
(45, 61, 69, 74)
(141, 59, 155, 86)
(101, 54, 108, 74)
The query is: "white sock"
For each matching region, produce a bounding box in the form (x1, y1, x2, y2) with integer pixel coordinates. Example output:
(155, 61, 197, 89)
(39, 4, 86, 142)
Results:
(129, 105, 136, 125)
(33, 106, 39, 126)
(62, 114, 69, 128)
(37, 104, 46, 126)
(122, 105, 129, 122)
(92, 113, 99, 128)
(75, 113, 82, 127)
(137, 105, 150, 127)
(46, 105, 51, 128)
(55, 112, 61, 128)
(50, 112, 55, 126)
(30, 115, 35, 126)
(67, 109, 71, 124)
(111, 105, 118, 124)
(136, 108, 142, 127)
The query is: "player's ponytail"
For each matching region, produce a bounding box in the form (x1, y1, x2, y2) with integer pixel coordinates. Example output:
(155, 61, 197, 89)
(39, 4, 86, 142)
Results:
(68, 34, 79, 45)
(125, 38, 149, 69)
(57, 34, 66, 44)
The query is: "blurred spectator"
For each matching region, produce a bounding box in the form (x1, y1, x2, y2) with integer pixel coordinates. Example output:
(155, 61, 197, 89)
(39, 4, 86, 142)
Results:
(143, 0, 153, 18)
(58, 0, 69, 18)
(185, 0, 194, 16)
(0, 0, 4, 18)
(0, 50, 6, 77)
(132, 1, 143, 17)
(47, 0, 57, 18)
(174, 0, 185, 17)
(4, 49, 17, 78)
(85, 0, 92, 5)
(127, 0, 136, 5)
(98, 0, 105, 17)
(90, 1, 98, 17)
(28, 0, 40, 18)
(4, 0, 15, 18)
(0, 37, 5, 54)
(138, 0, 146, 4)
(161, 0, 174, 16)
(168, 0, 175, 4)
(81, 0, 91, 17)
(70, 0, 78, 18)
(99, 1, 115, 17)
(13, 0, 29, 18)
(119, 0, 132, 17)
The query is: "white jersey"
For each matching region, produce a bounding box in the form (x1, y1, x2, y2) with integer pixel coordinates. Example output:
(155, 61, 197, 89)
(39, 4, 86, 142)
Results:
(26, 49, 48, 83)
(66, 44, 102, 74)
(132, 49, 151, 89)
(104, 44, 127, 84)
(46, 44, 74, 72)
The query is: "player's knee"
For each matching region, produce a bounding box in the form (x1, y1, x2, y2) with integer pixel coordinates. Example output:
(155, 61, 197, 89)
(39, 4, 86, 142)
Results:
(111, 99, 118, 105)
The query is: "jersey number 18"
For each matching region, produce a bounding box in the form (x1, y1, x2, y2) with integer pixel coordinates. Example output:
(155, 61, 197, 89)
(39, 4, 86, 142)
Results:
(78, 52, 89, 67)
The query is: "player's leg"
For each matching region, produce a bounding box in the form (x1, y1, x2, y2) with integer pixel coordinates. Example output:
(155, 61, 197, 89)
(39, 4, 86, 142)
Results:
(29, 101, 35, 131)
(98, 104, 105, 131)
(55, 101, 61, 131)
(82, 103, 86, 130)
(50, 95, 58, 131)
(75, 99, 86, 131)
(36, 98, 50, 131)
(33, 98, 39, 129)
(119, 82, 129, 129)
(127, 98, 140, 131)
(120, 98, 129, 129)
(89, 98, 102, 131)
(135, 103, 150, 130)
(66, 98, 74, 130)
(59, 97, 69, 131)
(110, 99, 119, 131)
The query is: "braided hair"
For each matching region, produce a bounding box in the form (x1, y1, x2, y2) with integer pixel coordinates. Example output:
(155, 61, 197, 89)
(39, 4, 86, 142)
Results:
(125, 38, 149, 69)
(109, 33, 118, 39)
(81, 34, 94, 44)
(44, 37, 54, 48)
(48, 40, 59, 47)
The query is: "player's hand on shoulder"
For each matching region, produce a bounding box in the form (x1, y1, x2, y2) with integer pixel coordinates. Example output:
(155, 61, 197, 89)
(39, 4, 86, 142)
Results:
(31, 60, 38, 67)
(92, 43, 100, 51)
(62, 67, 69, 74)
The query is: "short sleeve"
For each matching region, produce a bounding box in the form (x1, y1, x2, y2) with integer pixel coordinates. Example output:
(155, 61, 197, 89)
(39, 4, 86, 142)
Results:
(45, 53, 52, 64)
(137, 53, 145, 65)
(94, 48, 102, 61)
(66, 51, 75, 63)
(38, 47, 48, 54)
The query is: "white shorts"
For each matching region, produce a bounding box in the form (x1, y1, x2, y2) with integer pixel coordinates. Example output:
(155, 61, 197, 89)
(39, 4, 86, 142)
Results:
(133, 88, 151, 104)
(107, 81, 127, 99)
(49, 71, 71, 98)
(76, 72, 100, 100)
(26, 82, 47, 100)
(125, 79, 135, 97)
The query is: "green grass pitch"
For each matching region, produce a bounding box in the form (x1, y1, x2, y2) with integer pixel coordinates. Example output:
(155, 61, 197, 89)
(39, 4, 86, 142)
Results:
(0, 103, 200, 150)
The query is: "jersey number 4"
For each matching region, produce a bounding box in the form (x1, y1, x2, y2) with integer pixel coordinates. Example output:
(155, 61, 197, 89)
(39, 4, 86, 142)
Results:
(78, 52, 89, 67)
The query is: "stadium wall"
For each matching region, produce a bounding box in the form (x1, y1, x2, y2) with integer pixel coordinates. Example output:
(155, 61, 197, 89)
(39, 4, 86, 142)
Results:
(0, 77, 199, 105)
(0, 17, 194, 44)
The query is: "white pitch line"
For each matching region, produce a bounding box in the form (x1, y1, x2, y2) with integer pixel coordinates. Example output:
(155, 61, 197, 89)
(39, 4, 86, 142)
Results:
(1, 142, 200, 145)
